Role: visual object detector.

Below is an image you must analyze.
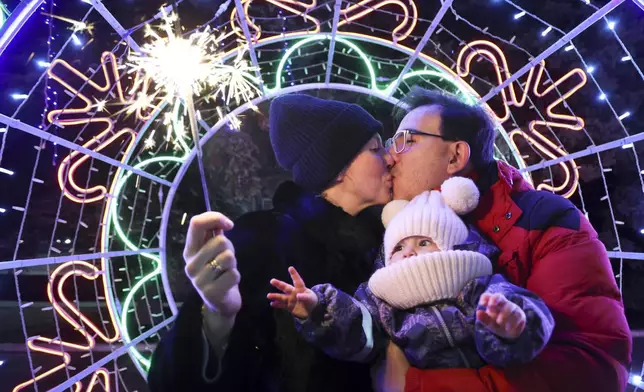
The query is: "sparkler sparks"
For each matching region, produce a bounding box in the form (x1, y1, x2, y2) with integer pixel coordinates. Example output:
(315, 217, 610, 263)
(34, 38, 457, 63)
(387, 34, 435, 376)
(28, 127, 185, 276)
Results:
(173, 122, 187, 140)
(41, 13, 95, 35)
(126, 9, 262, 108)
(144, 131, 156, 150)
(216, 106, 242, 131)
(125, 91, 158, 117)
(93, 98, 108, 113)
(210, 49, 263, 106)
(129, 10, 224, 102)
(228, 114, 242, 131)
(126, 8, 263, 212)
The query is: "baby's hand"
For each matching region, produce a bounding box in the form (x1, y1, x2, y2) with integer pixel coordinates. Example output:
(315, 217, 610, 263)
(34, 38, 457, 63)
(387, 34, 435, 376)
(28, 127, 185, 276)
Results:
(476, 293, 526, 340)
(268, 267, 318, 319)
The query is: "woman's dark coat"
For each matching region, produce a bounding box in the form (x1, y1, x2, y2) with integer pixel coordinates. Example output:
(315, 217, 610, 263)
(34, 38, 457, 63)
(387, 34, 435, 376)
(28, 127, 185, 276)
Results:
(148, 181, 385, 392)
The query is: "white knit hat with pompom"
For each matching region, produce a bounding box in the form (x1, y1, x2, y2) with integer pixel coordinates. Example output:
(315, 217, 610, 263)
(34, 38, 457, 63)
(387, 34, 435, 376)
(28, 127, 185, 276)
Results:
(381, 176, 480, 265)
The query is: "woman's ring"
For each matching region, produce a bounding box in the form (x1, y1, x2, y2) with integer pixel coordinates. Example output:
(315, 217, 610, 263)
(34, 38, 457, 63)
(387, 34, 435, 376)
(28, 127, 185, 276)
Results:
(208, 259, 225, 279)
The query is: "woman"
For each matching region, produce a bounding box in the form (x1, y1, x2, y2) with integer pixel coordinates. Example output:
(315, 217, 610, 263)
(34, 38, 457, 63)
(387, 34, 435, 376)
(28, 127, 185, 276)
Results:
(148, 94, 395, 391)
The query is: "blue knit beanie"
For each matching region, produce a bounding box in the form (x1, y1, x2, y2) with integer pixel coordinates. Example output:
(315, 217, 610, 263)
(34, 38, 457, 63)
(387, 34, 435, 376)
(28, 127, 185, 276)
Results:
(269, 94, 383, 193)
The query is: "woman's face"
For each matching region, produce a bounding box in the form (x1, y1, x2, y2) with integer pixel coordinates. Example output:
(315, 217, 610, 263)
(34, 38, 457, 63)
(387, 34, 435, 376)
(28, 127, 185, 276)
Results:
(341, 135, 393, 207)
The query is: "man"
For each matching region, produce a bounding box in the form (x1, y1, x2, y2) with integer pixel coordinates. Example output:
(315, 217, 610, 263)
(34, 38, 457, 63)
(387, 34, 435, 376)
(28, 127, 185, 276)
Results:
(386, 86, 631, 392)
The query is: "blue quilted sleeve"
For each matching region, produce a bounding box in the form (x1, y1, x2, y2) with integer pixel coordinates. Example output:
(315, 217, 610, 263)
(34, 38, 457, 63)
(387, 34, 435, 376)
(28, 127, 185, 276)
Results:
(466, 274, 555, 367)
(294, 283, 386, 363)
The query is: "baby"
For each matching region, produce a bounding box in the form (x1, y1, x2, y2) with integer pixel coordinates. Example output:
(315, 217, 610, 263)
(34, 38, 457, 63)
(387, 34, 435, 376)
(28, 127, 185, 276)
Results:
(268, 177, 554, 369)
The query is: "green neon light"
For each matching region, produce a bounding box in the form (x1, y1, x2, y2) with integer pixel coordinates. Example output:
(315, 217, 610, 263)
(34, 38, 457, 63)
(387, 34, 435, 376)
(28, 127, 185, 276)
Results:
(105, 97, 196, 371)
(120, 264, 160, 368)
(266, 35, 377, 92)
(108, 155, 185, 369)
(0, 3, 9, 28)
(266, 34, 478, 105)
(110, 156, 184, 258)
(0, 3, 11, 27)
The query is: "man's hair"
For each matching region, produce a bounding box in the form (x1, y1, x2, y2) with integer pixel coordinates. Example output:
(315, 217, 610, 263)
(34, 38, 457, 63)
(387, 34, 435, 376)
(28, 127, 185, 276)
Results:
(393, 86, 496, 170)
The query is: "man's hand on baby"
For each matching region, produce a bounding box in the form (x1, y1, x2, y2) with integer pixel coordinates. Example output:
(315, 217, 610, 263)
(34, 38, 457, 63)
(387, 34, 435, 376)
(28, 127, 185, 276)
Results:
(476, 292, 526, 340)
(268, 267, 318, 319)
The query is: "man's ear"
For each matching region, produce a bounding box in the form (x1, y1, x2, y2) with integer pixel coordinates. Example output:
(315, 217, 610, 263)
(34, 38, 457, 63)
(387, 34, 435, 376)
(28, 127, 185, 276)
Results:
(446, 141, 471, 175)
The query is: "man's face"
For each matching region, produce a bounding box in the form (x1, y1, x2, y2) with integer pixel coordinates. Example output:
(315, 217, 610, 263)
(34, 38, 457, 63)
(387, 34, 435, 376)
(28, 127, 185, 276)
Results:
(390, 105, 451, 200)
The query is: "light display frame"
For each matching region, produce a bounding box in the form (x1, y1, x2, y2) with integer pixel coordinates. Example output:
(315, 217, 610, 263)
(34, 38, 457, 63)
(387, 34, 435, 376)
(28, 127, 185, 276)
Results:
(0, 0, 642, 390)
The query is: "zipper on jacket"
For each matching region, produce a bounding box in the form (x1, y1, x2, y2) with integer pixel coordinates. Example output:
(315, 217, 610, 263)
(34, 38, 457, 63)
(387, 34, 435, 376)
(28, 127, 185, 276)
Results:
(431, 306, 472, 368)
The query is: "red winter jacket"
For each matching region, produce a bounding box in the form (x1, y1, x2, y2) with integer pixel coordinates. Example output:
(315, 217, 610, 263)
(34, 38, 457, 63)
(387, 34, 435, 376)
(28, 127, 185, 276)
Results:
(405, 161, 631, 392)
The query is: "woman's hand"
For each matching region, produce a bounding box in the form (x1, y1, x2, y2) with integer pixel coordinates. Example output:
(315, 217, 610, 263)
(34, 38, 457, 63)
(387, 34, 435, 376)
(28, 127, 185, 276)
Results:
(477, 292, 526, 340)
(184, 212, 241, 317)
(268, 267, 318, 319)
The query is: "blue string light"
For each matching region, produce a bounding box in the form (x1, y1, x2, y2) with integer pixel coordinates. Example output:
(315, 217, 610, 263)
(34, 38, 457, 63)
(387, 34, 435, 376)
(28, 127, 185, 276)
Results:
(39, 0, 59, 165)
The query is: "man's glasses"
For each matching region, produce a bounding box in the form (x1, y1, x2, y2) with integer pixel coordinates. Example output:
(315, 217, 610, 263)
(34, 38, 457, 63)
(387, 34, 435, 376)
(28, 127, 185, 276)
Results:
(385, 129, 445, 154)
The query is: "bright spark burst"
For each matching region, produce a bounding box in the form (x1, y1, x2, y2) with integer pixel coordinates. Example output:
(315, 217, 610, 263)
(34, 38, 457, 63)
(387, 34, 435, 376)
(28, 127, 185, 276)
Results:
(173, 140, 186, 152)
(162, 112, 174, 127)
(127, 9, 262, 108)
(165, 125, 173, 142)
(210, 49, 263, 106)
(127, 91, 157, 116)
(128, 11, 222, 101)
(216, 106, 242, 131)
(41, 13, 95, 35)
(228, 114, 242, 131)
(144, 131, 156, 150)
(93, 98, 108, 113)
(126, 8, 258, 166)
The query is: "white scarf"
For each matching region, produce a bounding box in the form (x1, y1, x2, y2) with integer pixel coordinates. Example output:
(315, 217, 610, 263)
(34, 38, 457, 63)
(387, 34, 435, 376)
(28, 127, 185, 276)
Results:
(368, 250, 493, 309)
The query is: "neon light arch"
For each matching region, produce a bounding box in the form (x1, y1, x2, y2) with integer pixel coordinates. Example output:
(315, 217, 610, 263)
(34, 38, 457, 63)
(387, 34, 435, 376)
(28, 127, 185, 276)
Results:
(29, 31, 585, 384)
(5, 0, 605, 388)
(0, 0, 45, 57)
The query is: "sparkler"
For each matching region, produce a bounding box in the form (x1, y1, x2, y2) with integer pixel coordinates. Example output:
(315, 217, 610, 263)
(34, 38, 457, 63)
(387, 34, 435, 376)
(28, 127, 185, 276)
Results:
(127, 9, 262, 124)
(127, 8, 262, 211)
(129, 20, 221, 101)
